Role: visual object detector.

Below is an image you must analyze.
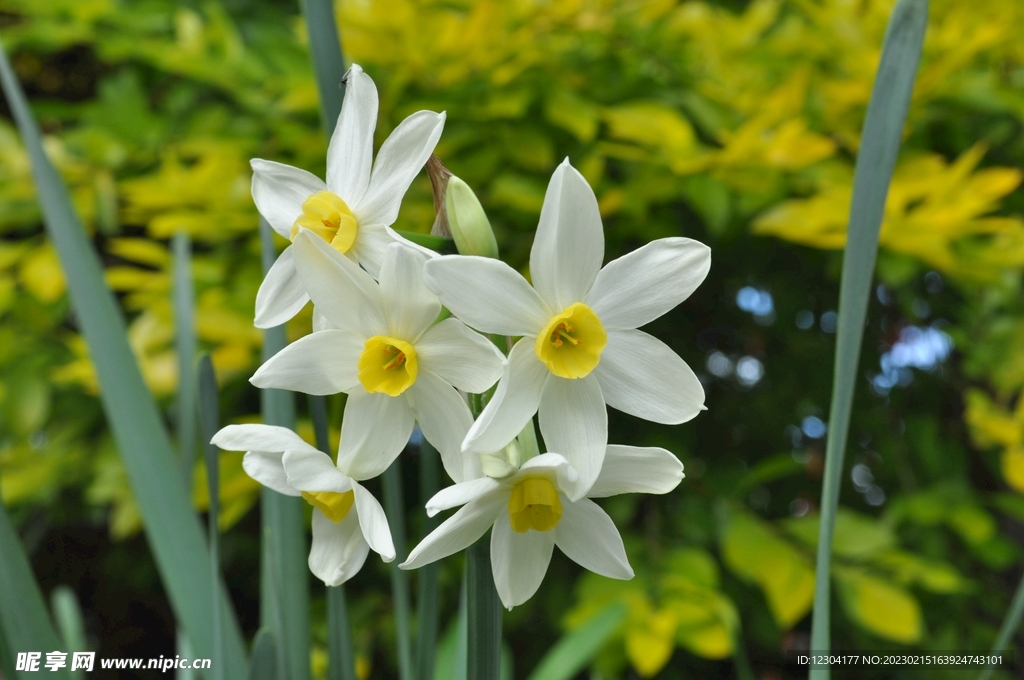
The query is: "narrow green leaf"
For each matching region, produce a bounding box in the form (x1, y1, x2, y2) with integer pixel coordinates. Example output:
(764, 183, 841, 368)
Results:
(258, 216, 311, 680)
(176, 632, 197, 680)
(0, 623, 19, 680)
(173, 232, 198, 485)
(198, 355, 226, 680)
(51, 586, 86, 680)
(979, 572, 1024, 680)
(299, 0, 346, 134)
(415, 441, 442, 680)
(467, 535, 502, 680)
(383, 460, 415, 680)
(526, 603, 626, 680)
(0, 38, 247, 677)
(0, 500, 68, 679)
(396, 231, 458, 254)
(173, 232, 198, 680)
(251, 629, 279, 680)
(808, 1, 928, 677)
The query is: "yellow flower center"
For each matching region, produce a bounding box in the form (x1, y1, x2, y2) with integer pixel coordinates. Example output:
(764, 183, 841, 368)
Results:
(508, 478, 562, 533)
(358, 336, 418, 396)
(302, 490, 355, 523)
(534, 302, 607, 379)
(291, 191, 358, 255)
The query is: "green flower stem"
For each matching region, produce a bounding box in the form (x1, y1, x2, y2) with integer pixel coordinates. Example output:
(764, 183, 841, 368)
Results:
(731, 624, 755, 680)
(309, 394, 358, 680)
(465, 395, 502, 680)
(297, 5, 360, 676)
(259, 217, 311, 680)
(467, 536, 502, 680)
(327, 586, 358, 680)
(979, 571, 1024, 680)
(383, 460, 415, 680)
(807, 2, 927, 678)
(416, 440, 442, 680)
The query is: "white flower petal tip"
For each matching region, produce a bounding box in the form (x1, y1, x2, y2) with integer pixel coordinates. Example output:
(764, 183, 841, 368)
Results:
(587, 445, 685, 498)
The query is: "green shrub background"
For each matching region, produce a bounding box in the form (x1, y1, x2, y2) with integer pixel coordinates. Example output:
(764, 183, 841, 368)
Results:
(2, 0, 1024, 677)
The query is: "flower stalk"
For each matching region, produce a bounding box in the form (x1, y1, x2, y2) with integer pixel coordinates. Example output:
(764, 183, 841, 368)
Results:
(382, 460, 415, 680)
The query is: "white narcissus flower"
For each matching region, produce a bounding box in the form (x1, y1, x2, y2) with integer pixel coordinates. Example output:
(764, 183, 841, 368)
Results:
(422, 159, 710, 499)
(399, 446, 684, 609)
(250, 233, 505, 484)
(251, 63, 446, 328)
(211, 424, 395, 586)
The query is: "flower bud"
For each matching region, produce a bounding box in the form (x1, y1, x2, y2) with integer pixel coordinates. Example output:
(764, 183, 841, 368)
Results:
(479, 420, 540, 479)
(445, 176, 498, 259)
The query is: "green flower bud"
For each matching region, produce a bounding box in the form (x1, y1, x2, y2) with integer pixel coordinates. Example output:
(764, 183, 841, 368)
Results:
(445, 176, 498, 259)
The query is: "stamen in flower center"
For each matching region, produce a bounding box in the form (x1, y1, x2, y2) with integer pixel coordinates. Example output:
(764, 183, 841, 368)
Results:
(291, 191, 358, 254)
(302, 490, 355, 523)
(508, 477, 562, 533)
(358, 336, 418, 396)
(534, 302, 607, 379)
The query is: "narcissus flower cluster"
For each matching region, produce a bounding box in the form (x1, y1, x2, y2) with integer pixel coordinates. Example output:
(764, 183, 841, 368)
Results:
(213, 63, 711, 608)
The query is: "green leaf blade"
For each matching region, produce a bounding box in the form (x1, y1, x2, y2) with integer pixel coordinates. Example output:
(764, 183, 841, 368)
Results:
(0, 38, 247, 679)
(0, 501, 69, 679)
(808, 1, 929, 676)
(526, 602, 627, 680)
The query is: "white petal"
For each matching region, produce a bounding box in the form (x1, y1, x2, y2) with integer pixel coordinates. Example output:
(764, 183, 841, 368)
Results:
(355, 111, 446, 227)
(313, 308, 336, 332)
(350, 222, 394, 279)
(250, 330, 363, 395)
(400, 492, 505, 569)
(251, 159, 327, 238)
(254, 246, 310, 329)
(379, 243, 440, 341)
(212, 424, 315, 454)
(463, 338, 548, 454)
(292, 230, 388, 337)
(425, 477, 504, 517)
(587, 446, 684, 498)
(518, 452, 581, 499)
(554, 498, 632, 579)
(423, 256, 550, 335)
(336, 390, 416, 480)
(529, 159, 604, 311)
(282, 448, 353, 493)
(538, 374, 607, 500)
(242, 451, 299, 496)
(595, 329, 705, 424)
(384, 225, 442, 260)
(416, 319, 504, 393)
(407, 370, 479, 483)
(309, 509, 371, 586)
(353, 480, 396, 562)
(586, 238, 711, 330)
(490, 509, 555, 609)
(326, 64, 377, 205)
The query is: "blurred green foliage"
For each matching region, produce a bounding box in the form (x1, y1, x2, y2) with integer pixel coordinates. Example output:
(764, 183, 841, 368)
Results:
(3, 0, 1024, 677)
